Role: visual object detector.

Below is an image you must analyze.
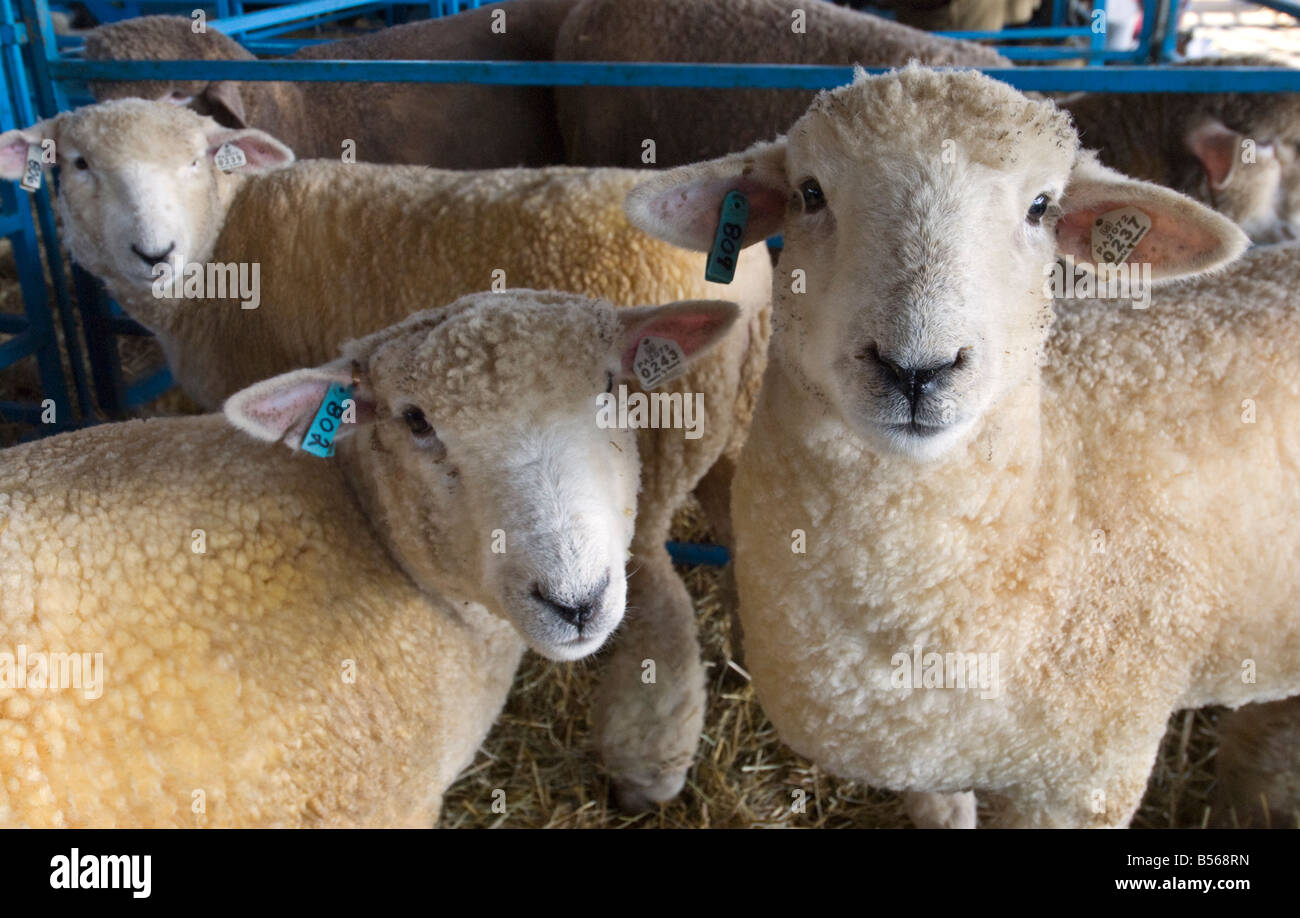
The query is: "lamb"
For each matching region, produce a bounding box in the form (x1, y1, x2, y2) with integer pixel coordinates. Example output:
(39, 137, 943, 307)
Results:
(624, 65, 1300, 827)
(0, 289, 739, 827)
(83, 1, 579, 167)
(554, 0, 1009, 168)
(1059, 57, 1300, 244)
(0, 98, 773, 810)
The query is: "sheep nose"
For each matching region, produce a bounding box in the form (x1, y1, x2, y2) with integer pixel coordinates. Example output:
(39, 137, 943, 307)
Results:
(532, 573, 611, 629)
(131, 241, 176, 268)
(867, 346, 962, 411)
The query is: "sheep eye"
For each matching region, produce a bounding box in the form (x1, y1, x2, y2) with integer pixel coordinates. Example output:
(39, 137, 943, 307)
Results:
(1026, 193, 1050, 225)
(604, 371, 615, 394)
(402, 405, 433, 437)
(74, 156, 88, 171)
(799, 178, 826, 213)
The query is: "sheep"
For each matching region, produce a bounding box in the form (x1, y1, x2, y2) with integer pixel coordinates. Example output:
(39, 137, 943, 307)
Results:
(622, 65, 1300, 828)
(83, 2, 580, 167)
(1059, 56, 1300, 244)
(0, 98, 773, 810)
(0, 289, 740, 827)
(554, 0, 1009, 168)
(1214, 697, 1300, 828)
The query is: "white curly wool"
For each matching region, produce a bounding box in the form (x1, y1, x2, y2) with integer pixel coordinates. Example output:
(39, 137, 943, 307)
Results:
(0, 98, 773, 809)
(626, 66, 1300, 827)
(0, 290, 739, 827)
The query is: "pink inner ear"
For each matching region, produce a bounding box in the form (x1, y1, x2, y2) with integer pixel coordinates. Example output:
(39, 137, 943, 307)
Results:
(239, 378, 333, 439)
(648, 175, 787, 249)
(208, 132, 290, 171)
(1185, 121, 1240, 189)
(620, 310, 732, 373)
(1056, 201, 1223, 271)
(0, 136, 32, 178)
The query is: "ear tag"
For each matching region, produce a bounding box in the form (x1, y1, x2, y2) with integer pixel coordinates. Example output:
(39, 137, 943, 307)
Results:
(1091, 206, 1151, 266)
(633, 336, 686, 390)
(705, 190, 749, 284)
(214, 142, 247, 173)
(19, 144, 42, 192)
(301, 382, 353, 458)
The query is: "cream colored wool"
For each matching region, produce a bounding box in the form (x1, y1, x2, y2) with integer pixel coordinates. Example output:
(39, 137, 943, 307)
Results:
(0, 99, 772, 809)
(0, 290, 691, 827)
(627, 67, 1297, 827)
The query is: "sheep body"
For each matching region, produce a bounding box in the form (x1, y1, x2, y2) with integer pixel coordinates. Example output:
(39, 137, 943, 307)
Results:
(1214, 697, 1300, 828)
(625, 67, 1291, 826)
(734, 239, 1300, 826)
(0, 414, 524, 827)
(8, 99, 770, 808)
(555, 0, 1009, 168)
(84, 2, 578, 166)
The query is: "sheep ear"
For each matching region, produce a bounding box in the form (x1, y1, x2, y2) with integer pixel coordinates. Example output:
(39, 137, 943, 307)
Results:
(617, 300, 740, 385)
(224, 362, 376, 451)
(199, 81, 248, 129)
(0, 120, 54, 181)
(206, 127, 294, 175)
(1055, 153, 1249, 282)
(1185, 118, 1245, 190)
(624, 141, 788, 252)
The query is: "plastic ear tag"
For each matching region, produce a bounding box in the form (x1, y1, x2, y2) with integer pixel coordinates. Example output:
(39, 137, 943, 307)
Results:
(301, 383, 353, 458)
(1091, 207, 1150, 266)
(214, 142, 247, 173)
(633, 336, 686, 390)
(19, 144, 42, 192)
(705, 190, 749, 284)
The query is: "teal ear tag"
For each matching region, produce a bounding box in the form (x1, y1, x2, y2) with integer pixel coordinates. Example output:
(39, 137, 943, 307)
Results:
(705, 190, 749, 284)
(301, 382, 353, 458)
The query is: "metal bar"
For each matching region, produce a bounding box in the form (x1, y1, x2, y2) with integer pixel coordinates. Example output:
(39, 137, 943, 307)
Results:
(1247, 0, 1300, 17)
(666, 542, 729, 567)
(241, 3, 390, 39)
(51, 59, 1300, 92)
(210, 0, 385, 36)
(937, 27, 1093, 39)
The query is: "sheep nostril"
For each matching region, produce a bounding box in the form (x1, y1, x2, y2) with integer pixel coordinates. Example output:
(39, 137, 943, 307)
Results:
(531, 573, 611, 629)
(132, 241, 176, 268)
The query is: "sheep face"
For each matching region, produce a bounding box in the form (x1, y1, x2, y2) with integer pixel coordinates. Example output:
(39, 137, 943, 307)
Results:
(626, 67, 1249, 463)
(1184, 117, 1299, 246)
(224, 290, 739, 662)
(0, 99, 292, 301)
(772, 99, 1077, 462)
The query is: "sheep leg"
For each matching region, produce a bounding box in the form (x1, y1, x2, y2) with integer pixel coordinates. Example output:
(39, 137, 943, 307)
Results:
(592, 544, 705, 811)
(992, 771, 1150, 828)
(903, 790, 977, 829)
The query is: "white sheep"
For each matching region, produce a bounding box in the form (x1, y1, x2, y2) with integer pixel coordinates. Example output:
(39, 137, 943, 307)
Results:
(0, 98, 773, 809)
(0, 289, 738, 827)
(625, 66, 1300, 828)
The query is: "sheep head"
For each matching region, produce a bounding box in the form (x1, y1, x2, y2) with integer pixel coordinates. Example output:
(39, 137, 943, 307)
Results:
(0, 98, 293, 308)
(224, 290, 739, 661)
(627, 66, 1249, 463)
